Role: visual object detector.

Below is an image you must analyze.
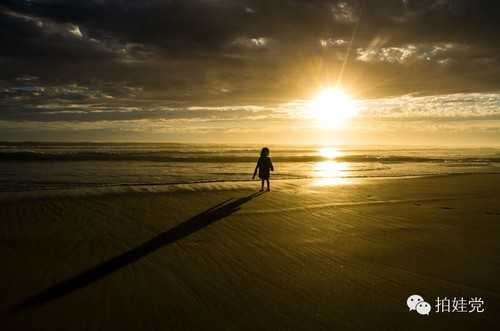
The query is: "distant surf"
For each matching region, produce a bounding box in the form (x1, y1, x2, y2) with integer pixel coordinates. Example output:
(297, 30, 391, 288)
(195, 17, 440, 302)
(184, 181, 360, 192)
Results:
(0, 143, 499, 194)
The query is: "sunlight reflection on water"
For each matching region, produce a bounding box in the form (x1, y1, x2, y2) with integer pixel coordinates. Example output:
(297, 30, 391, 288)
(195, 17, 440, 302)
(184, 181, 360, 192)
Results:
(313, 148, 350, 186)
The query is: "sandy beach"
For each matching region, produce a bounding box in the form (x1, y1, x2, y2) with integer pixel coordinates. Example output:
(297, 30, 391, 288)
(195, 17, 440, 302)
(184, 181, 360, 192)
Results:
(1, 174, 500, 330)
(3, 0, 500, 329)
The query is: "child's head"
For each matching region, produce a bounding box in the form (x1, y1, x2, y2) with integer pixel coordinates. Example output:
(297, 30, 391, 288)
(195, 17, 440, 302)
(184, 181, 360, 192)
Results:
(260, 147, 270, 157)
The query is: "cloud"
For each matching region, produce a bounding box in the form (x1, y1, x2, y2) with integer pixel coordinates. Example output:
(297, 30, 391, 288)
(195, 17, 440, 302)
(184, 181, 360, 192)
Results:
(1, 0, 500, 131)
(0, 6, 154, 63)
(273, 92, 500, 123)
(358, 93, 500, 120)
(68, 24, 82, 38)
(320, 38, 348, 48)
(230, 36, 272, 51)
(356, 43, 471, 65)
(1, 83, 499, 144)
(2, 72, 499, 127)
(331, 1, 359, 23)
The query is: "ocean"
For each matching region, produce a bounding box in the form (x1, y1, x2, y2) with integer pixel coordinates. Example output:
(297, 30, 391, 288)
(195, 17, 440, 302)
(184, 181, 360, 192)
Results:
(0, 142, 499, 193)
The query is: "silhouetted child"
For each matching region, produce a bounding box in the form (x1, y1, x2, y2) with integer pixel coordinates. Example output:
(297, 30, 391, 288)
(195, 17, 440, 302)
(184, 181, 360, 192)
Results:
(253, 147, 274, 191)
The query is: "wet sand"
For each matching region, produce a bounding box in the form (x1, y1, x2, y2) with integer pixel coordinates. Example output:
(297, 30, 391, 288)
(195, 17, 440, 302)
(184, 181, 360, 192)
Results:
(1, 174, 500, 330)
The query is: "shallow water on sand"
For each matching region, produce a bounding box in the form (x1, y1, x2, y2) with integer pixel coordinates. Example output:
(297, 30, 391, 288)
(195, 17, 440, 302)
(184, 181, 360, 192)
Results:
(0, 143, 499, 193)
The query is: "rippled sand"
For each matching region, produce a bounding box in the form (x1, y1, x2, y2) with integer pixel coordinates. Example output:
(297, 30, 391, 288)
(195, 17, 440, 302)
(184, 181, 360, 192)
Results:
(1, 174, 500, 330)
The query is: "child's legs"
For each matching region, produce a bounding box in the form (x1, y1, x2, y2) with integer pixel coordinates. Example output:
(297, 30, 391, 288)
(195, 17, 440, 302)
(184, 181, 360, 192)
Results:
(260, 179, 264, 190)
(266, 179, 270, 190)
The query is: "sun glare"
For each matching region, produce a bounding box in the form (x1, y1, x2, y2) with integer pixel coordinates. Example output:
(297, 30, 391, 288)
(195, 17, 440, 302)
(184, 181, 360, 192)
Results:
(308, 88, 357, 128)
(313, 161, 348, 186)
(314, 148, 348, 186)
(319, 147, 342, 159)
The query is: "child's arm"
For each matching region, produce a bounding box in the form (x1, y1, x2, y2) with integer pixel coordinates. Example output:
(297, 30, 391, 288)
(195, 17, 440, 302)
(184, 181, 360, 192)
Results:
(270, 158, 274, 171)
(252, 158, 260, 179)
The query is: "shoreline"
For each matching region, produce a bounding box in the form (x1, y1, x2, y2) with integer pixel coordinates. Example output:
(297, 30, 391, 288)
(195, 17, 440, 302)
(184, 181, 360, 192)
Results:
(1, 172, 499, 202)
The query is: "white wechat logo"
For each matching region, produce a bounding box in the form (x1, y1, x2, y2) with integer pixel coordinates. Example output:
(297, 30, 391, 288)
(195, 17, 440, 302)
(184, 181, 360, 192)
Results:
(407, 294, 431, 315)
(416, 301, 432, 315)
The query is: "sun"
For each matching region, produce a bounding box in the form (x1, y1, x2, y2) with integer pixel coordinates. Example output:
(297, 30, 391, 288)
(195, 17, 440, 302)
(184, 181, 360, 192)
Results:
(308, 88, 357, 128)
(319, 147, 342, 159)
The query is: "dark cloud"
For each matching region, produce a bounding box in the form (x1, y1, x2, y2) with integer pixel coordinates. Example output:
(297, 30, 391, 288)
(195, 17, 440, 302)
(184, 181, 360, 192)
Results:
(1, 0, 500, 107)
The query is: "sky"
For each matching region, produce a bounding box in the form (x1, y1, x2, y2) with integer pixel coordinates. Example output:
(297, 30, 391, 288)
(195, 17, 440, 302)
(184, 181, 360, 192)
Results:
(1, 0, 500, 145)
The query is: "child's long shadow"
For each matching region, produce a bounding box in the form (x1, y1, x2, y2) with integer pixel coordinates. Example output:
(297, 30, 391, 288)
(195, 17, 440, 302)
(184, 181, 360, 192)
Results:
(13, 191, 264, 312)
